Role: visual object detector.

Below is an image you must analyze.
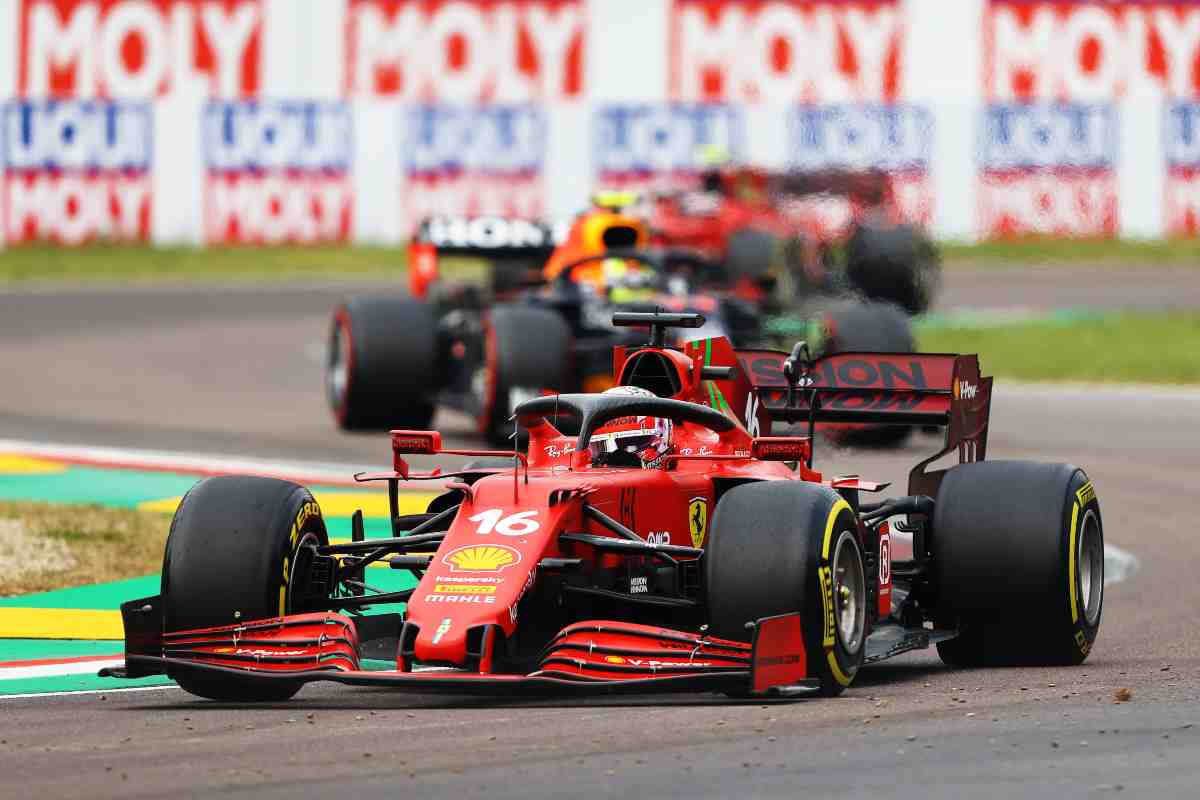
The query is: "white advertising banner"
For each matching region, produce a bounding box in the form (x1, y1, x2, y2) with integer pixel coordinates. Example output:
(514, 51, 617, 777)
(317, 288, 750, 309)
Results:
(1, 0, 1196, 246)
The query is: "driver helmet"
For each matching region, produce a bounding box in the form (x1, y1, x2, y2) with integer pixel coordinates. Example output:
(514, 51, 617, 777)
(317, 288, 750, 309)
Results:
(605, 258, 657, 304)
(588, 387, 673, 469)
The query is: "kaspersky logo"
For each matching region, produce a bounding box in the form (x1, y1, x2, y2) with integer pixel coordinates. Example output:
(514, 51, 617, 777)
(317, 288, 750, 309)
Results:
(441, 544, 521, 573)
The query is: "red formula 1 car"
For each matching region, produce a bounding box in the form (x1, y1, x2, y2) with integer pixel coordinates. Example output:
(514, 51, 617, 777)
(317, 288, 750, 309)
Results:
(651, 166, 942, 315)
(105, 313, 1103, 700)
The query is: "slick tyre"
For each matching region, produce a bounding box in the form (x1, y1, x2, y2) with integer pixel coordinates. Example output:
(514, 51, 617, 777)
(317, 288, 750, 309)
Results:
(821, 300, 917, 448)
(932, 461, 1104, 667)
(845, 222, 940, 315)
(706, 481, 867, 696)
(162, 476, 330, 701)
(724, 228, 779, 284)
(328, 296, 437, 430)
(479, 305, 570, 447)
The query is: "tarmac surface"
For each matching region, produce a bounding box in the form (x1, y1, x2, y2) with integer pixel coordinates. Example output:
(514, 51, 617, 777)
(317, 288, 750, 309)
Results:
(0, 267, 1198, 798)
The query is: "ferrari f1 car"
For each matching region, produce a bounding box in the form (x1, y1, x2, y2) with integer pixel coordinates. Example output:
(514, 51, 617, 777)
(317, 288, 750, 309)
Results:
(327, 195, 917, 446)
(651, 165, 942, 315)
(106, 312, 1103, 701)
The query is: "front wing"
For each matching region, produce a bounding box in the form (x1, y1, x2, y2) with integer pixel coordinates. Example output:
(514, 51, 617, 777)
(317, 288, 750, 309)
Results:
(100, 599, 820, 698)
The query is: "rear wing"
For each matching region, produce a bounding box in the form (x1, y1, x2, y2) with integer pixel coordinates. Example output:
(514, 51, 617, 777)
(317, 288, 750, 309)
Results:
(734, 347, 992, 497)
(769, 168, 892, 205)
(408, 216, 563, 298)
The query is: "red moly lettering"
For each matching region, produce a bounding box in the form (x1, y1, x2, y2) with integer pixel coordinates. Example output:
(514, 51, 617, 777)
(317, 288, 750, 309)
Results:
(4, 173, 150, 244)
(346, 0, 585, 101)
(671, 1, 904, 103)
(20, 0, 262, 98)
(986, 2, 1200, 100)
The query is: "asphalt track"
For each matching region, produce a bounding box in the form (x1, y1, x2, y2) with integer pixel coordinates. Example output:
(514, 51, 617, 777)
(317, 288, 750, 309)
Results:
(1, 269, 1199, 798)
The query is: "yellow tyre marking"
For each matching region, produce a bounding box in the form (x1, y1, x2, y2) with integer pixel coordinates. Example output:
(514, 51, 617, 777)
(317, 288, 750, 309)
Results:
(827, 651, 852, 687)
(821, 499, 852, 560)
(1068, 500, 1080, 624)
(0, 607, 124, 640)
(818, 566, 835, 648)
(818, 499, 854, 686)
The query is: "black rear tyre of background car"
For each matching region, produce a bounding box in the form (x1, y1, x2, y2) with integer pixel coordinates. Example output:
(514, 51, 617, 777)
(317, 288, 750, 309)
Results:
(328, 295, 437, 430)
(820, 300, 917, 448)
(162, 476, 329, 701)
(479, 305, 571, 447)
(724, 228, 779, 285)
(706, 481, 867, 696)
(845, 222, 940, 315)
(932, 460, 1104, 667)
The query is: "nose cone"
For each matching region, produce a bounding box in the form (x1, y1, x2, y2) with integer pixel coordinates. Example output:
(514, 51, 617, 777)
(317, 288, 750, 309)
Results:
(405, 477, 576, 668)
(408, 543, 526, 666)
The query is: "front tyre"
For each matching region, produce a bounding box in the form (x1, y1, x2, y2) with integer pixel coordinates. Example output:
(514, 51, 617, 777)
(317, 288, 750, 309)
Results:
(933, 461, 1104, 667)
(706, 481, 867, 696)
(162, 476, 330, 701)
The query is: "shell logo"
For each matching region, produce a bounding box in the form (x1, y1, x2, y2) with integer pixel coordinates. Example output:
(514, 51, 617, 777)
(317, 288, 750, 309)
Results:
(441, 544, 522, 573)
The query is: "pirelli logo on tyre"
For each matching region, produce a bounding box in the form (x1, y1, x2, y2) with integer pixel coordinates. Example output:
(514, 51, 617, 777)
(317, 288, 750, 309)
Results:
(818, 565, 836, 648)
(1076, 481, 1095, 508)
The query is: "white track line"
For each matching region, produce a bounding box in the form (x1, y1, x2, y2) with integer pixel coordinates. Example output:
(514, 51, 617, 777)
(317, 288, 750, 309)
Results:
(0, 685, 180, 701)
(0, 658, 124, 681)
(0, 438, 383, 488)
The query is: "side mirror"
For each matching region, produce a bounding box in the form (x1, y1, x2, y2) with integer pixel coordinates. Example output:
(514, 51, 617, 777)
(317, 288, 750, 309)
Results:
(751, 436, 811, 463)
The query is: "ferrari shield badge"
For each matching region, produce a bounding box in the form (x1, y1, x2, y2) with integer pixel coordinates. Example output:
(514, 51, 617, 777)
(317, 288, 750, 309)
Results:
(688, 497, 708, 548)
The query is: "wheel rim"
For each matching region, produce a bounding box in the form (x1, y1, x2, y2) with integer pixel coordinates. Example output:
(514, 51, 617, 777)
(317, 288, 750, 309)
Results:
(1077, 509, 1103, 626)
(832, 531, 866, 655)
(327, 318, 351, 411)
(286, 532, 322, 615)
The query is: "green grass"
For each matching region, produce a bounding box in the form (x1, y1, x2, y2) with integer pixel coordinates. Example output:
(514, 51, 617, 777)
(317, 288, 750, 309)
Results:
(0, 244, 486, 285)
(2, 237, 1198, 285)
(0, 501, 170, 596)
(917, 311, 1200, 384)
(941, 237, 1200, 268)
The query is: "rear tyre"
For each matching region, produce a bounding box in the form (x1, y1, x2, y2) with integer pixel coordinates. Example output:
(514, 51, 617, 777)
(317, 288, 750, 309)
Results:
(845, 222, 940, 316)
(724, 228, 779, 284)
(162, 476, 329, 701)
(706, 481, 866, 696)
(821, 301, 917, 448)
(479, 305, 570, 447)
(327, 296, 437, 430)
(932, 461, 1103, 667)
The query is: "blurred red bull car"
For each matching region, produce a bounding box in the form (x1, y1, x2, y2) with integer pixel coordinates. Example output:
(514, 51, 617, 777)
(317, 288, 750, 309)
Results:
(328, 193, 918, 446)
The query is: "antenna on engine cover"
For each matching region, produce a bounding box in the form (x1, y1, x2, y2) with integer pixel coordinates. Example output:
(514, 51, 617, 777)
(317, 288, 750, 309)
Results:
(611, 309, 706, 349)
